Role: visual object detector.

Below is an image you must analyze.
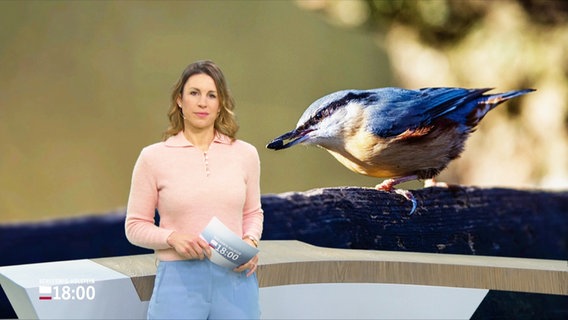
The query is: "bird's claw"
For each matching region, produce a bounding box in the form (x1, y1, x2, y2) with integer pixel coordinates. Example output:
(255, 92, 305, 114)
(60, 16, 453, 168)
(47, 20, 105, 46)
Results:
(393, 189, 418, 215)
(375, 182, 418, 215)
(375, 181, 394, 192)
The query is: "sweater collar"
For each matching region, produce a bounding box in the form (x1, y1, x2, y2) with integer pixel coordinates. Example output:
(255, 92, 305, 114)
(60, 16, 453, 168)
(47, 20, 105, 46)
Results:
(164, 130, 231, 147)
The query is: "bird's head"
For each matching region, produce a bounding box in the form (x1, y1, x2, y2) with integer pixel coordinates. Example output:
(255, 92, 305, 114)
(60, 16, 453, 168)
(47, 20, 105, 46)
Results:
(267, 90, 376, 150)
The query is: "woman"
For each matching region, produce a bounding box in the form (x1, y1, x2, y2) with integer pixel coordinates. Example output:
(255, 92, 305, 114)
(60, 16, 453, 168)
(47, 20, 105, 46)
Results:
(125, 60, 263, 319)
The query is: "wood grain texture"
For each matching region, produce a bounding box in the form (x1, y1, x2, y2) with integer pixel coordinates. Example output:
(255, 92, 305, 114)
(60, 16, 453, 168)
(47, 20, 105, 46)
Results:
(92, 240, 568, 302)
(261, 186, 568, 260)
(256, 241, 567, 295)
(93, 254, 156, 301)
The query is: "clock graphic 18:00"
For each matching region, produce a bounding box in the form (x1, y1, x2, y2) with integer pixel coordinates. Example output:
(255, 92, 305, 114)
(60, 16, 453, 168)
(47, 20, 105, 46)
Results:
(51, 285, 95, 300)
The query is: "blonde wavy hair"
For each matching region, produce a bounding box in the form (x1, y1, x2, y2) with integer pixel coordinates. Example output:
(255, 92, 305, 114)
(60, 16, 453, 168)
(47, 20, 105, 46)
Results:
(163, 60, 238, 141)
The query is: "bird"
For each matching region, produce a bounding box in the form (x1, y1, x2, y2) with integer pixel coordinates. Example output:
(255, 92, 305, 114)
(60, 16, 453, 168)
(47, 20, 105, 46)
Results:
(266, 87, 535, 214)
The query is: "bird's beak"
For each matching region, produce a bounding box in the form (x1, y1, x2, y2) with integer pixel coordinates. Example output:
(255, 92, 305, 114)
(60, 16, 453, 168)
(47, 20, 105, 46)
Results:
(266, 129, 311, 150)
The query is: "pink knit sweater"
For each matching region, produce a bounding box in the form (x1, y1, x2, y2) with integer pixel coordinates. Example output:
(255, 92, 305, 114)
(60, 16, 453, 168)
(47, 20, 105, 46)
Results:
(125, 131, 264, 261)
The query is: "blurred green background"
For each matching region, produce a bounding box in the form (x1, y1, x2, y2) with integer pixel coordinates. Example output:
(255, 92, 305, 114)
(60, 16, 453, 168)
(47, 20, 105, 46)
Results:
(1, 0, 567, 222)
(0, 0, 390, 222)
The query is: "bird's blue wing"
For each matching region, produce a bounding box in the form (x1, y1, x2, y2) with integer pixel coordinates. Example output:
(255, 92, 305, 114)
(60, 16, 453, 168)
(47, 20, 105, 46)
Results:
(365, 87, 491, 137)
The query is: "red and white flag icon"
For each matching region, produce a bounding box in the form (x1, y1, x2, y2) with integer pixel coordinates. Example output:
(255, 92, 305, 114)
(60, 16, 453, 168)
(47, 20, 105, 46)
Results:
(39, 286, 52, 300)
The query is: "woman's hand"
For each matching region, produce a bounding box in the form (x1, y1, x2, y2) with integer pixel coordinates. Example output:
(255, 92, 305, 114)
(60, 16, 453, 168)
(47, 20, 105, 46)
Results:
(234, 254, 258, 277)
(233, 237, 259, 277)
(167, 231, 211, 260)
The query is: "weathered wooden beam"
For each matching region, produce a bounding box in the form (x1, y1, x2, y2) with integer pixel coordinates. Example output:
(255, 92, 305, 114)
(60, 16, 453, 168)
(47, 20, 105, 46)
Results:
(261, 186, 568, 260)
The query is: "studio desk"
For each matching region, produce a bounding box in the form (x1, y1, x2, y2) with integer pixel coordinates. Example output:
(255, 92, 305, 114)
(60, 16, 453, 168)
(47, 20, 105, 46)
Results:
(1, 240, 566, 319)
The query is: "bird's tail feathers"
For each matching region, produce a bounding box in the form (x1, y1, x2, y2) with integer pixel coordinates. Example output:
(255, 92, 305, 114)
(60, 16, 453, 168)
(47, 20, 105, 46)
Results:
(467, 88, 535, 126)
(481, 88, 535, 106)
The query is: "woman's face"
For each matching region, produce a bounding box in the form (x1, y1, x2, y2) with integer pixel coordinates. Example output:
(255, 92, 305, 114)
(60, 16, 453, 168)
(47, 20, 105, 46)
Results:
(177, 73, 220, 132)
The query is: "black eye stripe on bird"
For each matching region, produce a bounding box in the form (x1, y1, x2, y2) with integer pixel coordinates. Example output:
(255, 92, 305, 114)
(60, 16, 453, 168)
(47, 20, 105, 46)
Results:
(267, 87, 536, 215)
(307, 91, 377, 124)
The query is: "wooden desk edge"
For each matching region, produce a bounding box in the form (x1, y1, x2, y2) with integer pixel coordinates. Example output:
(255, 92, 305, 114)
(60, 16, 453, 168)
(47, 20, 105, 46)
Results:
(92, 240, 568, 301)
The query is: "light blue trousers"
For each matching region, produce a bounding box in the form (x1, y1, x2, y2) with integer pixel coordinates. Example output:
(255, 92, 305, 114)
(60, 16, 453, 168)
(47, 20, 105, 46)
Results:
(147, 259, 260, 319)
